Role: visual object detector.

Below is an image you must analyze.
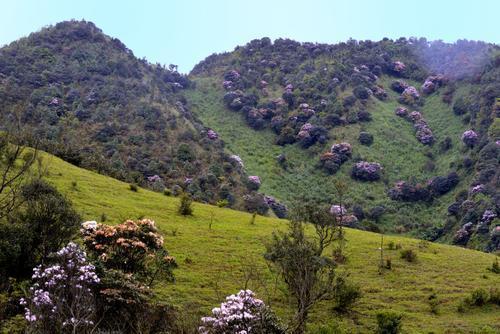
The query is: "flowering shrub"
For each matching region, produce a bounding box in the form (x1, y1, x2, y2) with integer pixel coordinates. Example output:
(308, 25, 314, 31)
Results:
(421, 75, 446, 94)
(395, 106, 408, 117)
(469, 184, 485, 195)
(247, 175, 261, 191)
(265, 195, 288, 219)
(390, 80, 409, 93)
(207, 129, 219, 140)
(454, 222, 474, 245)
(482, 210, 497, 224)
(398, 110, 434, 145)
(400, 86, 420, 105)
(199, 290, 284, 334)
(393, 61, 406, 72)
(331, 142, 352, 161)
(81, 219, 176, 281)
(330, 204, 347, 216)
(319, 152, 341, 174)
(351, 161, 382, 181)
(230, 154, 244, 168)
(462, 129, 478, 147)
(20, 242, 99, 333)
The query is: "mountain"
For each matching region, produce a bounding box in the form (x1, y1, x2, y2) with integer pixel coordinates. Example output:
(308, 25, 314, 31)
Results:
(187, 38, 500, 251)
(0, 21, 498, 252)
(0, 20, 262, 210)
(37, 150, 499, 333)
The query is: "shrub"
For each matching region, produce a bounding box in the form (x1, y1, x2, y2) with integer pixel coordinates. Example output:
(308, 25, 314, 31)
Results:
(129, 183, 138, 192)
(178, 192, 193, 216)
(198, 290, 285, 334)
(489, 288, 500, 306)
(20, 242, 100, 333)
(427, 292, 440, 314)
(358, 132, 374, 145)
(1, 179, 81, 280)
(163, 188, 172, 196)
(351, 161, 382, 181)
(332, 276, 362, 312)
(488, 257, 500, 274)
(470, 288, 489, 306)
(81, 219, 176, 281)
(400, 249, 417, 262)
(376, 311, 403, 334)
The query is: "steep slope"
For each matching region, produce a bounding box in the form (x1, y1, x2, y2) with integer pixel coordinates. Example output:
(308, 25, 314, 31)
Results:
(187, 38, 500, 251)
(0, 20, 255, 209)
(38, 151, 500, 333)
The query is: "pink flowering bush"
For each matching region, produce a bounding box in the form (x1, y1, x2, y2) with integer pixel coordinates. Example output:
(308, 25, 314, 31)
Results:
(230, 154, 244, 168)
(462, 129, 478, 147)
(20, 242, 99, 333)
(393, 61, 406, 72)
(247, 175, 262, 190)
(395, 106, 408, 117)
(81, 219, 176, 280)
(331, 142, 352, 161)
(351, 161, 382, 181)
(207, 129, 219, 140)
(199, 290, 285, 334)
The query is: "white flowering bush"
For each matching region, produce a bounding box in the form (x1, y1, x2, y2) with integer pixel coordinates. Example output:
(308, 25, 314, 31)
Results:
(20, 242, 99, 333)
(199, 290, 284, 334)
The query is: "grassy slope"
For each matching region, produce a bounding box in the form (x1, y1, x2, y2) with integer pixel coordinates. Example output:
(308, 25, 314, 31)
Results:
(41, 152, 499, 333)
(186, 75, 471, 237)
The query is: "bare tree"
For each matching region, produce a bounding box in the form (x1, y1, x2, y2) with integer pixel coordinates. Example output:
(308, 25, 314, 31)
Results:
(0, 125, 37, 218)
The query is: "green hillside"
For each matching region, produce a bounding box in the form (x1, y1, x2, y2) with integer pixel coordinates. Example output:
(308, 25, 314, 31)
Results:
(41, 152, 499, 333)
(186, 75, 470, 237)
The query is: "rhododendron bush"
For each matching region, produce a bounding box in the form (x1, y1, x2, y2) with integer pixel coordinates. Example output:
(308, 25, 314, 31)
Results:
(21, 242, 99, 333)
(351, 161, 382, 181)
(81, 219, 176, 282)
(199, 290, 285, 334)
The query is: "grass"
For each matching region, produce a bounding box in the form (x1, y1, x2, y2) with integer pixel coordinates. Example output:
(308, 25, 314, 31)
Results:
(185, 75, 472, 238)
(40, 152, 500, 333)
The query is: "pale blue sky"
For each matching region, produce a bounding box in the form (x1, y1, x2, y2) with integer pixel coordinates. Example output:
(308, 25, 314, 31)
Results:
(1, 0, 498, 72)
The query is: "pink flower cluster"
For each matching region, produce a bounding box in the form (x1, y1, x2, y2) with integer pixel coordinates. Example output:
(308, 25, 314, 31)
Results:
(397, 110, 434, 145)
(331, 142, 352, 157)
(248, 175, 261, 186)
(207, 129, 219, 140)
(147, 175, 162, 183)
(482, 210, 497, 224)
(469, 184, 485, 195)
(393, 61, 406, 72)
(461, 129, 478, 147)
(421, 74, 446, 94)
(395, 106, 408, 117)
(230, 154, 244, 167)
(199, 290, 265, 334)
(21, 242, 99, 329)
(330, 204, 346, 216)
(402, 86, 420, 99)
(351, 161, 382, 181)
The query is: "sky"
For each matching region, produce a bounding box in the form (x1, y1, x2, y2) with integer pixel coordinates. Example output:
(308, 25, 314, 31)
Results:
(0, 0, 498, 73)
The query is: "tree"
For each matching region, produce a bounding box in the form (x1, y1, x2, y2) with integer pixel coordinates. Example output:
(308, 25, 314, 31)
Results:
(264, 203, 342, 334)
(0, 130, 37, 219)
(17, 179, 81, 265)
(0, 179, 80, 281)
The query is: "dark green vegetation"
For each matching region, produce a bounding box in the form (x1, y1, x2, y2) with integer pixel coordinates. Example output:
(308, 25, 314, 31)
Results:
(187, 38, 500, 251)
(0, 20, 258, 210)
